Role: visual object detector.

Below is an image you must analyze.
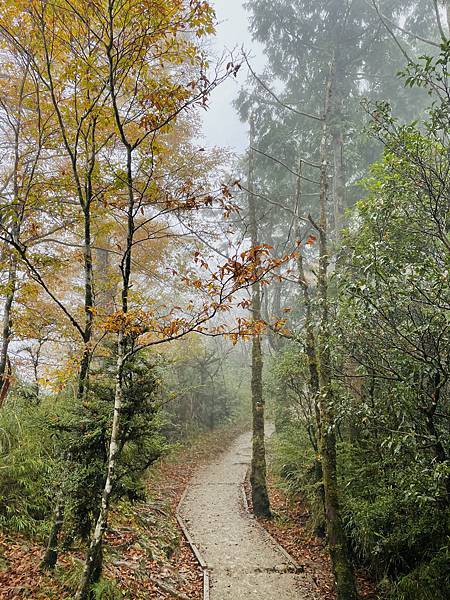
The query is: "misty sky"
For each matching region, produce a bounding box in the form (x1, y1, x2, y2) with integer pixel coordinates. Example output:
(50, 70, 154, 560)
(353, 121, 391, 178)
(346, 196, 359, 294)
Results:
(201, 0, 266, 154)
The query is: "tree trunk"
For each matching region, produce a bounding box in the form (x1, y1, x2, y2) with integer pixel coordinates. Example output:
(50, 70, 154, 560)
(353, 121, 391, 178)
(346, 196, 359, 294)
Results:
(76, 19, 137, 582)
(248, 116, 271, 518)
(317, 68, 358, 600)
(42, 156, 96, 571)
(294, 159, 325, 533)
(250, 314, 271, 517)
(77, 204, 94, 402)
(75, 332, 126, 600)
(0, 78, 24, 408)
(332, 129, 345, 243)
(41, 502, 64, 569)
(0, 254, 17, 408)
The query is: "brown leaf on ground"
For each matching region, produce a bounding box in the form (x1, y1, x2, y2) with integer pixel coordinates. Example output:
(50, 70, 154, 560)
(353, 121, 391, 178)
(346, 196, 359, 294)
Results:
(0, 425, 244, 600)
(245, 473, 378, 600)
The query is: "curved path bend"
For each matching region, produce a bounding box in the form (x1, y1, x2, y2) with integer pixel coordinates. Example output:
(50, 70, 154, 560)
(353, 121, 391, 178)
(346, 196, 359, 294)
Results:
(179, 430, 318, 599)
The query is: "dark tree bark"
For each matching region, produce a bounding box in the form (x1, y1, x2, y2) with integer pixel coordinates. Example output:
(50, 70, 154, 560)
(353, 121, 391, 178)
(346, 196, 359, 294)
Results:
(316, 68, 358, 600)
(41, 66, 97, 575)
(41, 503, 64, 570)
(248, 116, 271, 518)
(76, 6, 136, 590)
(294, 159, 325, 534)
(0, 255, 16, 408)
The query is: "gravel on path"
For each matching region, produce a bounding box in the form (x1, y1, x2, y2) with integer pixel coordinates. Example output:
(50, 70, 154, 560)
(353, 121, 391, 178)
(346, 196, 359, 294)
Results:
(179, 430, 319, 600)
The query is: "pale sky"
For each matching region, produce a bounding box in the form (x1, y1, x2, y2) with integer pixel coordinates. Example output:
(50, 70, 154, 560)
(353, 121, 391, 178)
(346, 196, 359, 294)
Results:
(200, 0, 266, 154)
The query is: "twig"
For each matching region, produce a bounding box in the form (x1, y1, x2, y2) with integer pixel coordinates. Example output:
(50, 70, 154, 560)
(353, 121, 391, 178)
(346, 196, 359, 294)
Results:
(433, 0, 448, 40)
(155, 579, 190, 600)
(251, 146, 320, 185)
(243, 52, 323, 122)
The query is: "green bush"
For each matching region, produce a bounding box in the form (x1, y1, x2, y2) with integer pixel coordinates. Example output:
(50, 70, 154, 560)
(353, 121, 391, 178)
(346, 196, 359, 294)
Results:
(91, 577, 123, 600)
(336, 437, 449, 600)
(54, 352, 169, 542)
(0, 390, 56, 536)
(390, 545, 450, 600)
(271, 424, 325, 534)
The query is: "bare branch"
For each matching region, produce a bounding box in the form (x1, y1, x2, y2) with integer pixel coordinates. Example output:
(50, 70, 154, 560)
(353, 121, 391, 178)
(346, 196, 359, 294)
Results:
(243, 52, 323, 122)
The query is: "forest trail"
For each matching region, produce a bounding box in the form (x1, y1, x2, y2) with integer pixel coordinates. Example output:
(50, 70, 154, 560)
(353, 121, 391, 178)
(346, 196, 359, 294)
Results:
(179, 429, 318, 599)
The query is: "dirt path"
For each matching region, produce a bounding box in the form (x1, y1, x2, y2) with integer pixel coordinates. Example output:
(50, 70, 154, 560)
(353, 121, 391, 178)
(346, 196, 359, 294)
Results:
(179, 430, 318, 599)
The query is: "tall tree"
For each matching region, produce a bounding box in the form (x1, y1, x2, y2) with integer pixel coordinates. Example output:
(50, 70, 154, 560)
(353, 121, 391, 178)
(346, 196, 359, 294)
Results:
(0, 56, 50, 406)
(315, 66, 358, 599)
(247, 116, 271, 517)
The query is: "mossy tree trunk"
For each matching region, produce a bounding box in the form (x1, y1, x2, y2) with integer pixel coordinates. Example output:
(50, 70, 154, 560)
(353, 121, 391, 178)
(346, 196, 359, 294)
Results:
(294, 158, 325, 534)
(0, 254, 16, 408)
(41, 502, 64, 570)
(76, 6, 138, 586)
(316, 67, 358, 600)
(250, 296, 271, 518)
(76, 331, 126, 599)
(41, 101, 96, 575)
(248, 116, 271, 518)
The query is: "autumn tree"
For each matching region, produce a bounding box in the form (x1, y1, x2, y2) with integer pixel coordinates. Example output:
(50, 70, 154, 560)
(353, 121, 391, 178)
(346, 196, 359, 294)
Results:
(0, 52, 53, 406)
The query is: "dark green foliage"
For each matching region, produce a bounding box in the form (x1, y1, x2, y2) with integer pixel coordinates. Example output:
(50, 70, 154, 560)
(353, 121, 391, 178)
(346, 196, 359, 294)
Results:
(271, 422, 324, 534)
(336, 44, 450, 597)
(164, 344, 236, 438)
(390, 546, 450, 600)
(55, 351, 167, 542)
(339, 442, 448, 576)
(0, 352, 167, 544)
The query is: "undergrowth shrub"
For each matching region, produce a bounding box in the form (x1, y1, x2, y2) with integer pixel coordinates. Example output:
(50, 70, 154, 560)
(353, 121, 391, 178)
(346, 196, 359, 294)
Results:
(339, 440, 449, 596)
(55, 352, 169, 543)
(0, 388, 56, 536)
(271, 423, 324, 534)
(271, 417, 450, 599)
(91, 577, 123, 600)
(389, 545, 450, 600)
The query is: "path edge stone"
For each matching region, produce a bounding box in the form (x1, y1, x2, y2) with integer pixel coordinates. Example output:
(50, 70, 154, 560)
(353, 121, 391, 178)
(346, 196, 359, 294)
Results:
(240, 470, 303, 574)
(176, 486, 210, 600)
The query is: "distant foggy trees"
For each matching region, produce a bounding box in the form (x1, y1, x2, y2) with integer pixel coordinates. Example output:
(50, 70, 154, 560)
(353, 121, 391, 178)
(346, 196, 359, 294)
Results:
(239, 1, 449, 598)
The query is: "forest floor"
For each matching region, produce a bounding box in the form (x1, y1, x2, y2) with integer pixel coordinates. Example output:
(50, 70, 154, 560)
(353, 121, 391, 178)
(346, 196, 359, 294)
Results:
(0, 425, 378, 600)
(180, 430, 320, 599)
(244, 442, 379, 600)
(0, 425, 243, 599)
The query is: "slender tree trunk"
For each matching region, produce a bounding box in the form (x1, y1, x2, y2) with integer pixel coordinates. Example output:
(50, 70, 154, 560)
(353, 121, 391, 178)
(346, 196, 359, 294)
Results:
(41, 502, 64, 570)
(248, 116, 271, 518)
(294, 159, 320, 407)
(250, 299, 271, 517)
(317, 68, 358, 600)
(42, 136, 96, 572)
(41, 201, 94, 570)
(294, 159, 325, 533)
(0, 254, 17, 408)
(332, 129, 345, 243)
(76, 19, 136, 582)
(77, 204, 131, 595)
(78, 199, 94, 402)
(76, 332, 126, 599)
(0, 77, 25, 407)
(423, 375, 450, 503)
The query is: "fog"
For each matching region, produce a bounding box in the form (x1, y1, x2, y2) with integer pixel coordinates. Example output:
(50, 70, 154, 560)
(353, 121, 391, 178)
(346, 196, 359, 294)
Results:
(201, 0, 266, 152)
(0, 3, 448, 598)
